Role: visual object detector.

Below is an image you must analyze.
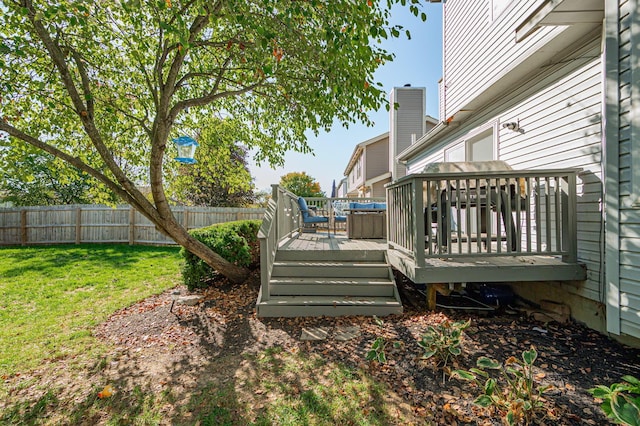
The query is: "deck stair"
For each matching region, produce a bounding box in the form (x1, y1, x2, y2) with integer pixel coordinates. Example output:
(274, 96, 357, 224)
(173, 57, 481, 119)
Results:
(256, 249, 403, 317)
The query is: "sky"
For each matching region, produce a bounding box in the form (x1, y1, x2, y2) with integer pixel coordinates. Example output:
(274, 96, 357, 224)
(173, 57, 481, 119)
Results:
(248, 3, 444, 195)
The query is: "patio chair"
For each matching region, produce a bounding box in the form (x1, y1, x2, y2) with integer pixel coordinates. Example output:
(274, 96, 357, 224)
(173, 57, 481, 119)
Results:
(298, 197, 330, 236)
(332, 201, 348, 234)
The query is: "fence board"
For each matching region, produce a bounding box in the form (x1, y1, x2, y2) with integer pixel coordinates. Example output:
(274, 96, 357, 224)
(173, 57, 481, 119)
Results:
(0, 205, 264, 246)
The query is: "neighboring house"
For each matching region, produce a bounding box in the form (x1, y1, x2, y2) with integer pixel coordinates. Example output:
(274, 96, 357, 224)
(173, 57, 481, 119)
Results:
(344, 87, 437, 198)
(398, 0, 639, 344)
(335, 177, 348, 198)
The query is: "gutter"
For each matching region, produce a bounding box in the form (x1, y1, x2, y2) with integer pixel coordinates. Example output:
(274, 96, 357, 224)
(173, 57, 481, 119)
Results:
(396, 120, 453, 163)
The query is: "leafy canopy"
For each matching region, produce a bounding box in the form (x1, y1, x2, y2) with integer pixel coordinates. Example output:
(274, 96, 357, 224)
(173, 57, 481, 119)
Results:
(0, 0, 426, 175)
(280, 171, 325, 197)
(0, 0, 427, 282)
(168, 118, 256, 207)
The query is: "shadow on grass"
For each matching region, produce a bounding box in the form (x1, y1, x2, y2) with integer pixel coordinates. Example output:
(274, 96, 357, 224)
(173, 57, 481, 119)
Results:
(1, 276, 410, 425)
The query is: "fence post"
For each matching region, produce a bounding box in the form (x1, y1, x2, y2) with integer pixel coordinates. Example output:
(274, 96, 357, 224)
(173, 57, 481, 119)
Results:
(129, 206, 135, 245)
(75, 207, 82, 244)
(183, 207, 190, 231)
(20, 209, 27, 246)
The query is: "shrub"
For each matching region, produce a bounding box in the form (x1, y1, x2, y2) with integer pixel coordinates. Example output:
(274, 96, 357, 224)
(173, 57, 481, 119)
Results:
(590, 376, 640, 425)
(180, 220, 261, 290)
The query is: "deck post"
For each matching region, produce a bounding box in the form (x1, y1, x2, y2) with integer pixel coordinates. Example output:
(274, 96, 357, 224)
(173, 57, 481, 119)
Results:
(427, 284, 437, 310)
(413, 177, 426, 267)
(562, 172, 577, 263)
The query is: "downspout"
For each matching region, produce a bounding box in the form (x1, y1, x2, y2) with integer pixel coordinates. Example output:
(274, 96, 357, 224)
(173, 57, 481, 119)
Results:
(604, 0, 621, 335)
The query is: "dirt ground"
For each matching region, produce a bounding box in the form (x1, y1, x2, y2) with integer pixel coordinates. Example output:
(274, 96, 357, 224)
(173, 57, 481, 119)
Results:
(6, 271, 640, 425)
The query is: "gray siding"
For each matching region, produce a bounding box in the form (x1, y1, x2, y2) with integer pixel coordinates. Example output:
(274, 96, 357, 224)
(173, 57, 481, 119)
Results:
(365, 138, 390, 180)
(617, 0, 640, 338)
(443, 0, 562, 119)
(390, 88, 426, 179)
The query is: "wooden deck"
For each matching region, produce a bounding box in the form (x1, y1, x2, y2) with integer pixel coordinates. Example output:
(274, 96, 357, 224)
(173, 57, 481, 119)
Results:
(278, 232, 388, 252)
(277, 232, 586, 285)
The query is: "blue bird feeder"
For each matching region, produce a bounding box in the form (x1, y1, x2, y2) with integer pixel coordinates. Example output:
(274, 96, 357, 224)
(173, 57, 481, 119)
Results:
(173, 136, 199, 164)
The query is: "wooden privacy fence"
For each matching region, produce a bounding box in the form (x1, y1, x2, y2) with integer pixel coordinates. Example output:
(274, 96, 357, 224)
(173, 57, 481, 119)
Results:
(0, 204, 265, 246)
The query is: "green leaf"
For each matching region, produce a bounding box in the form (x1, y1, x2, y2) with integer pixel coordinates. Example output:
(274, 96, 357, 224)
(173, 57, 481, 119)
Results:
(421, 350, 436, 360)
(522, 347, 538, 365)
(484, 378, 496, 396)
(623, 376, 640, 386)
(451, 370, 475, 381)
(477, 356, 501, 369)
(469, 368, 489, 378)
(474, 395, 493, 407)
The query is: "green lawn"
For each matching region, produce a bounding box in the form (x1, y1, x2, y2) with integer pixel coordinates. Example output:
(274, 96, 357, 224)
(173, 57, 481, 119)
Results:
(0, 244, 182, 376)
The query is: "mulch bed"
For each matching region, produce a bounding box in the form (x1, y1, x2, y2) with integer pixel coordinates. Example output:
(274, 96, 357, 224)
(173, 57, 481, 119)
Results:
(90, 271, 640, 425)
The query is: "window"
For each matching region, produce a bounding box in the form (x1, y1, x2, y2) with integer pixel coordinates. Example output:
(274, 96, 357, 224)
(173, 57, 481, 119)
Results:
(445, 143, 465, 162)
(444, 125, 496, 162)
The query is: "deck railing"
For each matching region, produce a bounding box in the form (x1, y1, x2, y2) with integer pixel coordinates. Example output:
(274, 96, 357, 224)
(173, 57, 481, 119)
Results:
(257, 188, 387, 300)
(257, 185, 299, 300)
(304, 196, 385, 231)
(386, 169, 579, 267)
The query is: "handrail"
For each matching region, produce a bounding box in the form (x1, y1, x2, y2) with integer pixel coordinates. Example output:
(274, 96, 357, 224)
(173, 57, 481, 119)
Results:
(386, 168, 579, 265)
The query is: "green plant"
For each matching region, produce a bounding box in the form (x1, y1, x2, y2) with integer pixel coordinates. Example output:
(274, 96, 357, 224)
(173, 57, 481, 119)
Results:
(451, 346, 552, 426)
(180, 220, 261, 290)
(590, 375, 640, 425)
(418, 318, 470, 370)
(365, 316, 402, 364)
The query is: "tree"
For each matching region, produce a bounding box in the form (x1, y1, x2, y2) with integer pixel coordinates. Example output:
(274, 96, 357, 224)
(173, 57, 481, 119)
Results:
(0, 140, 118, 206)
(168, 118, 256, 207)
(0, 0, 426, 283)
(280, 172, 325, 198)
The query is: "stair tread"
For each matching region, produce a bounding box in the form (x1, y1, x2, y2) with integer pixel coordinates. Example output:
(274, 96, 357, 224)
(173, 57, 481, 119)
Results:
(258, 295, 402, 305)
(270, 277, 394, 284)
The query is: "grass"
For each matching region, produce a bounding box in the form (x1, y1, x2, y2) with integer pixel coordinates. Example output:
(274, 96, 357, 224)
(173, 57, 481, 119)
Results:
(0, 244, 182, 376)
(0, 244, 420, 425)
(184, 347, 405, 426)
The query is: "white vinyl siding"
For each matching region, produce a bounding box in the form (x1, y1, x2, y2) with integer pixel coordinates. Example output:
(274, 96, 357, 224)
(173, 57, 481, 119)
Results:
(617, 0, 640, 338)
(407, 37, 605, 304)
(442, 0, 564, 119)
(500, 45, 604, 303)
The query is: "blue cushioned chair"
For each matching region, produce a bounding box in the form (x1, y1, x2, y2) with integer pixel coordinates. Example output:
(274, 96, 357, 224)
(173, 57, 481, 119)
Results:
(298, 197, 329, 236)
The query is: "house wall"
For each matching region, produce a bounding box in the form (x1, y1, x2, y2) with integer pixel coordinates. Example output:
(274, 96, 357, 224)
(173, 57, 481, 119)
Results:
(442, 0, 564, 119)
(613, 0, 640, 338)
(406, 14, 613, 334)
(371, 180, 389, 198)
(365, 137, 390, 181)
(346, 153, 365, 197)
